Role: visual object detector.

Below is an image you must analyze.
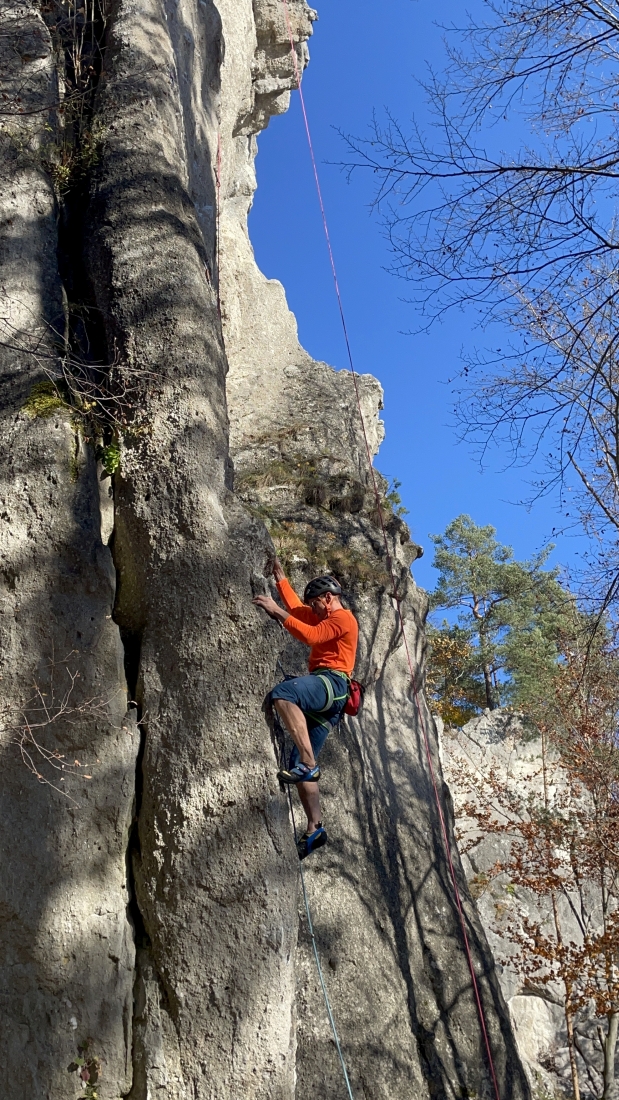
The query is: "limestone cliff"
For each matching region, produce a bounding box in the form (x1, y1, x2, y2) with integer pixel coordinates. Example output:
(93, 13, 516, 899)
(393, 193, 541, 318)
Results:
(442, 712, 619, 1100)
(0, 0, 530, 1097)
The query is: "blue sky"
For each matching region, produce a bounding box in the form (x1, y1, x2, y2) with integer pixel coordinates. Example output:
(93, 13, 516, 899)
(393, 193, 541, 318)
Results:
(248, 0, 586, 592)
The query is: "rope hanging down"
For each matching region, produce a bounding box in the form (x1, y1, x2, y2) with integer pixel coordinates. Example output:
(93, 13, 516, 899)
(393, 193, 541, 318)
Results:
(271, 688, 355, 1098)
(271, 700, 355, 1098)
(279, 4, 502, 1099)
(290, 793, 355, 1100)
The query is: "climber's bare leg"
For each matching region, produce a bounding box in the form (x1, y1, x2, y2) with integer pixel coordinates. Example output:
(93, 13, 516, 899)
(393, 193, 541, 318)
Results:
(297, 781, 322, 834)
(273, 699, 315, 766)
(273, 700, 322, 832)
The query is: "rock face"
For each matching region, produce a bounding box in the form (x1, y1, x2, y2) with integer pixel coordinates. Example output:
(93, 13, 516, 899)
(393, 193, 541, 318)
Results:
(85, 0, 302, 1095)
(0, 3, 136, 1093)
(0, 0, 530, 1097)
(441, 712, 618, 1100)
(217, 13, 528, 1093)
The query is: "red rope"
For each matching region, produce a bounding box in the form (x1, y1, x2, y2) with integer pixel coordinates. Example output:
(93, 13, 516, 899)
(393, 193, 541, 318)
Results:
(279, 6, 502, 1098)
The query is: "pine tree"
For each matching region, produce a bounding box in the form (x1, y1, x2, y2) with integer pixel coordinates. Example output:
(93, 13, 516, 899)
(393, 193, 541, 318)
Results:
(428, 515, 570, 715)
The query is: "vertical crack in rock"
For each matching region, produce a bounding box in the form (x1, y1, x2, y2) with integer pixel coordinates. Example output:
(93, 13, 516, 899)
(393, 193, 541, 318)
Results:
(42, 0, 110, 373)
(49, 8, 147, 1085)
(78, 0, 302, 1093)
(111, 515, 187, 1099)
(44, 2, 155, 1072)
(0, 0, 137, 1093)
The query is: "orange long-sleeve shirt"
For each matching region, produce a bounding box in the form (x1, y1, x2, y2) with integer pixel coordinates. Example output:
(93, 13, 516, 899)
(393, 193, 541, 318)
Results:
(277, 577, 358, 676)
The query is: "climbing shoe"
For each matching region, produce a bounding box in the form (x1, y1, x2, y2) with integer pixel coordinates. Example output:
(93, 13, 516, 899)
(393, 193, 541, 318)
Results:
(297, 825, 328, 861)
(277, 762, 321, 784)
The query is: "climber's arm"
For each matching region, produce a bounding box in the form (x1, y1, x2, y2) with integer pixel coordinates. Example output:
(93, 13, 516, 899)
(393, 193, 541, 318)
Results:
(283, 611, 347, 646)
(253, 560, 319, 625)
(271, 561, 319, 623)
(276, 576, 304, 612)
(252, 594, 289, 624)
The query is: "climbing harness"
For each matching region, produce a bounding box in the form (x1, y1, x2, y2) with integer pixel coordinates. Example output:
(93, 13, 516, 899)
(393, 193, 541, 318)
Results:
(278, 4, 502, 1099)
(313, 670, 348, 711)
(312, 667, 364, 717)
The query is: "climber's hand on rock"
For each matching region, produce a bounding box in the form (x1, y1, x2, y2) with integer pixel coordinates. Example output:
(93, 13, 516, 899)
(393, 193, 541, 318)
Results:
(267, 557, 285, 582)
(253, 594, 288, 623)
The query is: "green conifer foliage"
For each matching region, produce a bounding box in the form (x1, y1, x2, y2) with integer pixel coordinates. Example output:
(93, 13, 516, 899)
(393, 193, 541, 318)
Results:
(428, 514, 571, 718)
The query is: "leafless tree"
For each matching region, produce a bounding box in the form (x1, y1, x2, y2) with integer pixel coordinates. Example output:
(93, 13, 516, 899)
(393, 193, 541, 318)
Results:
(1, 650, 125, 803)
(344, 1, 619, 610)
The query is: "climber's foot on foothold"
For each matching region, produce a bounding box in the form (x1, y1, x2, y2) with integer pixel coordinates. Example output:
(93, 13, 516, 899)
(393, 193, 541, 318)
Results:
(277, 762, 321, 784)
(297, 824, 328, 861)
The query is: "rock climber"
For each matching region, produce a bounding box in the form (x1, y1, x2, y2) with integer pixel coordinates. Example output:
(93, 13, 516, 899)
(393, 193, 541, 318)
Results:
(253, 559, 359, 860)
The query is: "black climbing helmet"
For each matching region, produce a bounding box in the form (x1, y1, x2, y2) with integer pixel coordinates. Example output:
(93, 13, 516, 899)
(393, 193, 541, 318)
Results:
(303, 575, 342, 603)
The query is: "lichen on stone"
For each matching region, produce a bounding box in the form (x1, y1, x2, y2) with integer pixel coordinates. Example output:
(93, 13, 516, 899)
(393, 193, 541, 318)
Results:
(22, 379, 69, 419)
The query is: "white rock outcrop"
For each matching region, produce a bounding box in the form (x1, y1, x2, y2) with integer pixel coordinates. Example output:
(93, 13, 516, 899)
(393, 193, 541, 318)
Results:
(442, 711, 618, 1099)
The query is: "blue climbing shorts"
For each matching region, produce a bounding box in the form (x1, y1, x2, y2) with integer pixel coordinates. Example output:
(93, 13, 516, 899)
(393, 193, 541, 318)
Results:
(270, 670, 349, 768)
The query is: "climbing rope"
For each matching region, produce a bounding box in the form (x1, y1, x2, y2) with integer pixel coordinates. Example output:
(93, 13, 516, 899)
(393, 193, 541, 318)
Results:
(215, 129, 222, 318)
(278, 5, 502, 1099)
(271, 705, 355, 1100)
(289, 791, 355, 1100)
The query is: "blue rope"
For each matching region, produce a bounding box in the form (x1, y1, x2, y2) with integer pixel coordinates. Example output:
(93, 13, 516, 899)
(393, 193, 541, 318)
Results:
(285, 782, 355, 1100)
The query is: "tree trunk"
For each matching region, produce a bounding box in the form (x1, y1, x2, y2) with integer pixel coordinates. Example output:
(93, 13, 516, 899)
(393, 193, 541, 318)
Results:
(602, 1011, 619, 1100)
(482, 662, 496, 709)
(565, 998, 581, 1100)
